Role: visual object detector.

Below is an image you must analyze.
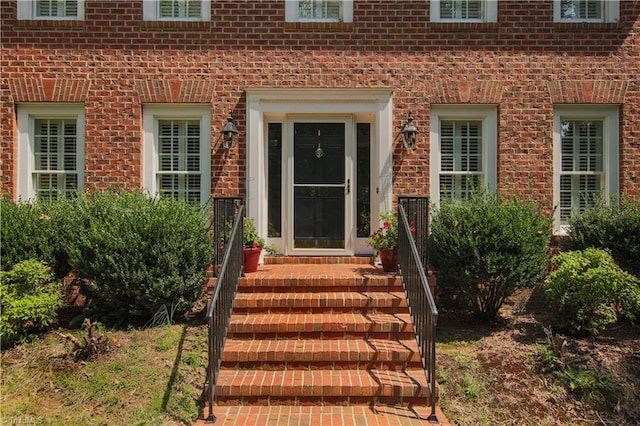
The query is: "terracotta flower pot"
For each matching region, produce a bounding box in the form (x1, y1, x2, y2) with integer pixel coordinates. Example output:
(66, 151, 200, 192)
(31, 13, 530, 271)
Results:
(243, 247, 262, 273)
(378, 248, 398, 272)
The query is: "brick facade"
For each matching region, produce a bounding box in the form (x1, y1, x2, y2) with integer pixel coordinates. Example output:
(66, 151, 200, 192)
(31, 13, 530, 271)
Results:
(1, 0, 639, 204)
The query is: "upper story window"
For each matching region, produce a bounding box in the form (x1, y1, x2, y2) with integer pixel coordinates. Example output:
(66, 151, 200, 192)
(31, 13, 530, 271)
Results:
(143, 0, 211, 21)
(17, 0, 85, 20)
(553, 106, 619, 233)
(143, 105, 211, 206)
(554, 0, 619, 23)
(430, 0, 497, 23)
(285, 0, 353, 23)
(430, 105, 497, 205)
(17, 104, 85, 202)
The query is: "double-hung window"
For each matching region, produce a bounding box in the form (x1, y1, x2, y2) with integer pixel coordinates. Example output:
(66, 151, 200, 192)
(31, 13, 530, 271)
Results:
(430, 106, 497, 204)
(430, 0, 497, 23)
(143, 0, 211, 21)
(143, 105, 211, 206)
(285, 0, 353, 23)
(553, 106, 619, 233)
(17, 104, 85, 202)
(17, 0, 85, 20)
(553, 0, 619, 23)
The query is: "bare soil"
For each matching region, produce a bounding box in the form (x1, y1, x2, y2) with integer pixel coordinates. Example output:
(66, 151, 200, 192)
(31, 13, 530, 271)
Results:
(436, 288, 640, 426)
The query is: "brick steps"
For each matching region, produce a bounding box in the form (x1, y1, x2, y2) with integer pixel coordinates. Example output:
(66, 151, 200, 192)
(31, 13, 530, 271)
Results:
(199, 259, 447, 425)
(221, 338, 422, 369)
(214, 369, 429, 402)
(197, 405, 447, 426)
(233, 291, 407, 313)
(229, 313, 415, 335)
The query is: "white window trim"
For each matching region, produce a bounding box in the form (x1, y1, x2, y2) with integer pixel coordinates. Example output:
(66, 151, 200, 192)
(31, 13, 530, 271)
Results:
(430, 0, 498, 23)
(429, 105, 498, 206)
(285, 0, 353, 23)
(553, 0, 619, 23)
(142, 0, 211, 22)
(142, 104, 211, 206)
(16, 103, 85, 202)
(17, 0, 85, 20)
(552, 105, 619, 234)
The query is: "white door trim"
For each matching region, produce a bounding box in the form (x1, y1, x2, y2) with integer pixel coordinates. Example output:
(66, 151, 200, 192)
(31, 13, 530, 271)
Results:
(245, 88, 394, 256)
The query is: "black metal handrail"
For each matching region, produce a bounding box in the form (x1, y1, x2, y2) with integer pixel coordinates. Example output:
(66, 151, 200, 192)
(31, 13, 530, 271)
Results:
(205, 204, 244, 423)
(213, 197, 244, 274)
(398, 195, 429, 268)
(397, 202, 439, 423)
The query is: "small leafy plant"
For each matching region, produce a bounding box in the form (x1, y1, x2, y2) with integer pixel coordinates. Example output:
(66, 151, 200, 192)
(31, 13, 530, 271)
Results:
(544, 247, 640, 335)
(0, 260, 63, 345)
(243, 217, 278, 253)
(368, 212, 399, 250)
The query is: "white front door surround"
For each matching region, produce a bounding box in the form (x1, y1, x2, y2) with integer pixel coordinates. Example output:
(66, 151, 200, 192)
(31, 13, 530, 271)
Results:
(245, 88, 394, 256)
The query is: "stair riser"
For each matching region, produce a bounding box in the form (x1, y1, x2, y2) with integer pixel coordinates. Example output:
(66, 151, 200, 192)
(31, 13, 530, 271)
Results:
(232, 307, 407, 315)
(214, 396, 431, 406)
(227, 331, 418, 340)
(221, 361, 425, 370)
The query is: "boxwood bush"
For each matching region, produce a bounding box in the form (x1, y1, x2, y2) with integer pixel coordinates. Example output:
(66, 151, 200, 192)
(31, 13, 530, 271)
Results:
(58, 190, 213, 324)
(0, 198, 57, 272)
(544, 248, 640, 336)
(567, 197, 640, 278)
(429, 192, 552, 320)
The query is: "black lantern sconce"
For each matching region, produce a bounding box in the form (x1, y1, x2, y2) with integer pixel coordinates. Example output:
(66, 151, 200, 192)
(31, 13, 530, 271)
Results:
(400, 112, 418, 149)
(221, 114, 239, 149)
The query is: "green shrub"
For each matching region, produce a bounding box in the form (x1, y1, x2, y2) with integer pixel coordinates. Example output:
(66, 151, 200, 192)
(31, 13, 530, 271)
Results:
(0, 198, 57, 272)
(568, 197, 640, 278)
(429, 192, 552, 320)
(59, 190, 213, 324)
(544, 248, 640, 336)
(0, 260, 63, 345)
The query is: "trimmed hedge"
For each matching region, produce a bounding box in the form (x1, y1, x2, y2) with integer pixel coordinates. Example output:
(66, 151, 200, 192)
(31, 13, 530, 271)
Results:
(429, 192, 552, 320)
(568, 197, 640, 278)
(58, 190, 213, 324)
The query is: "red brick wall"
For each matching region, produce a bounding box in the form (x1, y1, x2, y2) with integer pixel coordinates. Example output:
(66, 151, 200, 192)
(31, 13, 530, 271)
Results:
(2, 0, 639, 203)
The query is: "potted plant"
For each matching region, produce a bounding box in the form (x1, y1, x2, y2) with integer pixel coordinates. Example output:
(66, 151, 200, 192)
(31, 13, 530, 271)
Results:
(243, 218, 278, 273)
(368, 212, 399, 272)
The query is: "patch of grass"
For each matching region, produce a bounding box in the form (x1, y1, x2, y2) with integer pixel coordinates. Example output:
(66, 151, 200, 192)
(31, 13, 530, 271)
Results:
(459, 372, 487, 401)
(0, 323, 207, 425)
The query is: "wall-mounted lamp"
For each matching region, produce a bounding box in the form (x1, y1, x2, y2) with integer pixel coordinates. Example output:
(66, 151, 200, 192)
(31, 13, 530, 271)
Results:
(221, 114, 239, 149)
(400, 112, 418, 149)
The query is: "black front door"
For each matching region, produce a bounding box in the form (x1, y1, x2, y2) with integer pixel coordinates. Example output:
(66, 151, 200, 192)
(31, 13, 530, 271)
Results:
(293, 122, 346, 249)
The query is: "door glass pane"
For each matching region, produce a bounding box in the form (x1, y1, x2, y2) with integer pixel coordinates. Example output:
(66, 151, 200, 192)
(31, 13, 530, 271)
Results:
(268, 123, 282, 238)
(356, 123, 370, 237)
(293, 122, 345, 249)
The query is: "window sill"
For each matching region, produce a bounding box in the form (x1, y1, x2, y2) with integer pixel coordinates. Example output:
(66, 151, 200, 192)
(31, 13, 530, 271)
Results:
(553, 22, 621, 32)
(140, 21, 211, 31)
(284, 22, 354, 33)
(428, 22, 499, 32)
(14, 19, 85, 30)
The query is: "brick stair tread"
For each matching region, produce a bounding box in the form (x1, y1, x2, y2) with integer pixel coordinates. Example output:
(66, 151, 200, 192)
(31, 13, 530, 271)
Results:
(233, 291, 408, 310)
(215, 369, 430, 398)
(196, 405, 448, 425)
(264, 256, 374, 265)
(222, 338, 421, 363)
(240, 263, 401, 287)
(198, 405, 446, 425)
(229, 313, 414, 333)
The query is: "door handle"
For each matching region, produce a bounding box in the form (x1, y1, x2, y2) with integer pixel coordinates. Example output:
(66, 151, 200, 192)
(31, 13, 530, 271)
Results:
(346, 179, 350, 195)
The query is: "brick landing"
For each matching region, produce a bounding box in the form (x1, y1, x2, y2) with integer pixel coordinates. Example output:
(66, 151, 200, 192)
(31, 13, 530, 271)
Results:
(196, 258, 449, 425)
